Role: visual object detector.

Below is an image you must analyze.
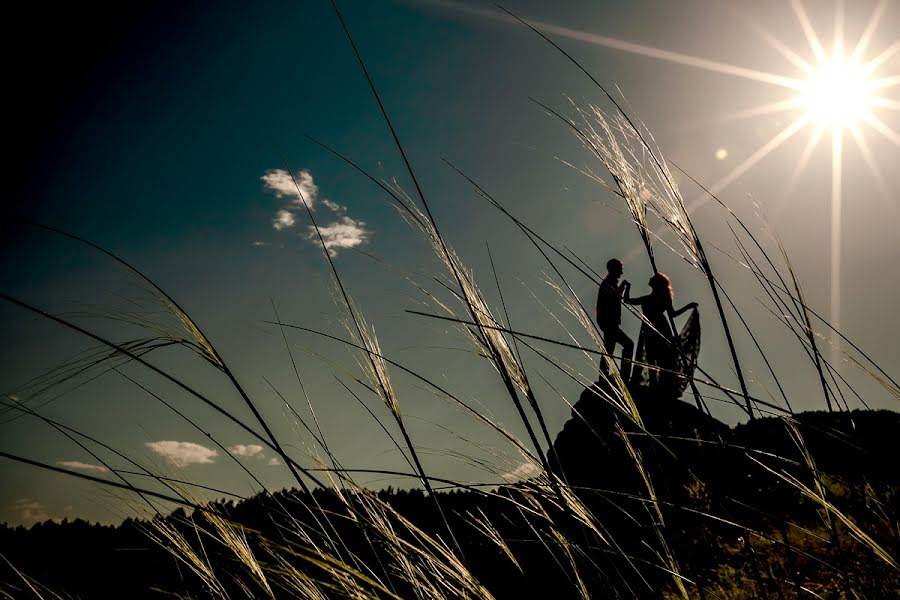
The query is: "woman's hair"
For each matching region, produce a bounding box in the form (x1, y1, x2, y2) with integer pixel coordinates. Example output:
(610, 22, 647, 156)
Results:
(649, 272, 673, 300)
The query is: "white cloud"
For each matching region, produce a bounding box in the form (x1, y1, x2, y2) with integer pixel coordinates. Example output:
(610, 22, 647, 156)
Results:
(272, 209, 296, 231)
(146, 441, 218, 467)
(309, 216, 371, 257)
(228, 444, 264, 458)
(58, 460, 108, 473)
(500, 462, 540, 482)
(263, 168, 370, 252)
(14, 499, 50, 526)
(321, 198, 345, 213)
(262, 168, 318, 209)
(267, 457, 280, 466)
(251, 240, 271, 247)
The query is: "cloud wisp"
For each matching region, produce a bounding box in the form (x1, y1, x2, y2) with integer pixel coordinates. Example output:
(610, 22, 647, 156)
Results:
(272, 209, 296, 231)
(146, 441, 218, 468)
(261, 168, 372, 256)
(228, 444, 264, 458)
(14, 499, 52, 526)
(261, 168, 319, 209)
(310, 216, 371, 257)
(500, 462, 540, 483)
(58, 460, 109, 473)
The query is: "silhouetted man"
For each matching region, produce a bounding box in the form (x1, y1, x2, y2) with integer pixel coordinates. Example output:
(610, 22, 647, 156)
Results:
(596, 258, 634, 382)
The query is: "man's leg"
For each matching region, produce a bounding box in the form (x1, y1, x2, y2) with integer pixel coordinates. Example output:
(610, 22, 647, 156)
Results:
(600, 327, 616, 375)
(616, 328, 634, 383)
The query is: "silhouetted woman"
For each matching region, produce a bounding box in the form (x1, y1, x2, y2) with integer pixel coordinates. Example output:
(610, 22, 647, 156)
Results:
(625, 273, 697, 389)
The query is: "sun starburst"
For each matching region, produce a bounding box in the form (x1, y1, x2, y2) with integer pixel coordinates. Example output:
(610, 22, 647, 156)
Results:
(427, 0, 899, 365)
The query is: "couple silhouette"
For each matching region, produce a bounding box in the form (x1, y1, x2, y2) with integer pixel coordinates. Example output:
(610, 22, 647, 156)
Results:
(596, 258, 699, 393)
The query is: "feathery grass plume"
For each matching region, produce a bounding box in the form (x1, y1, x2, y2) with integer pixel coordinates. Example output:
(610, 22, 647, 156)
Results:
(326, 0, 555, 480)
(465, 508, 523, 573)
(5, 231, 319, 494)
(676, 164, 898, 402)
(731, 229, 866, 412)
(766, 225, 837, 412)
(268, 499, 394, 598)
(204, 511, 275, 599)
(396, 194, 552, 474)
(0, 337, 180, 426)
(145, 515, 229, 599)
(279, 161, 444, 521)
(730, 221, 897, 406)
(308, 486, 495, 599)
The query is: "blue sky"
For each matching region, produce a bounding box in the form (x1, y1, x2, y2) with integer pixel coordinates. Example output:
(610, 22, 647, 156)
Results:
(2, 0, 898, 525)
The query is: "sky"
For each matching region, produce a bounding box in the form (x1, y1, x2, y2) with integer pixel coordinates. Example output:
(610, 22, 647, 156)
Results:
(1, 0, 898, 526)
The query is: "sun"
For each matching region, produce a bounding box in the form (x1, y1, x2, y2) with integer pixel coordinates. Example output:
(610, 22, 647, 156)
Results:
(800, 54, 877, 127)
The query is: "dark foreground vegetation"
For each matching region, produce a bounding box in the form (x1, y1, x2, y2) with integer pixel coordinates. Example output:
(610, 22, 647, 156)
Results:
(3, 382, 898, 598)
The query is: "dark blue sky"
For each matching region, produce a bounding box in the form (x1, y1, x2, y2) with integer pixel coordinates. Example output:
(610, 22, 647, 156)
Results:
(2, 0, 898, 525)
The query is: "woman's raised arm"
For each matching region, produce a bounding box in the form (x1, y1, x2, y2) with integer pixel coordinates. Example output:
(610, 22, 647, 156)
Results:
(671, 301, 699, 317)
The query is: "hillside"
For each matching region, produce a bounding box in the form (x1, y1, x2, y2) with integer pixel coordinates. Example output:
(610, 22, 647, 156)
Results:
(2, 382, 898, 598)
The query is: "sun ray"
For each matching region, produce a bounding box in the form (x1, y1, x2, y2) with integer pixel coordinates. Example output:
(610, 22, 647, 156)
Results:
(788, 123, 827, 193)
(672, 97, 805, 132)
(790, 0, 830, 65)
(729, 5, 815, 74)
(833, 0, 844, 56)
(418, 0, 806, 89)
(769, 122, 827, 222)
(688, 114, 813, 211)
(528, 20, 807, 89)
(870, 75, 900, 90)
(868, 96, 900, 111)
(847, 122, 898, 217)
(849, 0, 888, 65)
(860, 110, 900, 146)
(707, 97, 807, 124)
(829, 126, 843, 365)
(861, 41, 900, 76)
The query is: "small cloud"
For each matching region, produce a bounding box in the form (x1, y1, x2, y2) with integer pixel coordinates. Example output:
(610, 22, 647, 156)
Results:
(146, 441, 218, 467)
(321, 198, 345, 213)
(263, 168, 370, 252)
(309, 216, 371, 257)
(228, 444, 264, 458)
(262, 168, 318, 209)
(272, 209, 296, 231)
(267, 457, 280, 466)
(500, 462, 540, 482)
(251, 240, 271, 247)
(58, 461, 108, 473)
(715, 147, 729, 160)
(14, 499, 50, 526)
